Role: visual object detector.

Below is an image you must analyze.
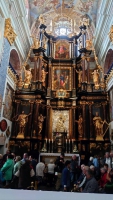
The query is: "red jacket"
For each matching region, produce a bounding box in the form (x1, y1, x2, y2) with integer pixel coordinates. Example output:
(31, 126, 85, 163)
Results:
(99, 173, 107, 188)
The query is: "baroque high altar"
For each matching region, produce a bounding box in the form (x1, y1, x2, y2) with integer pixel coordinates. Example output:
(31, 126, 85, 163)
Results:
(9, 15, 110, 159)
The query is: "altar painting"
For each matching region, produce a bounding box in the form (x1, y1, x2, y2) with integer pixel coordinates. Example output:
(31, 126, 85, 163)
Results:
(3, 83, 13, 120)
(52, 67, 71, 90)
(55, 40, 69, 59)
(52, 110, 69, 136)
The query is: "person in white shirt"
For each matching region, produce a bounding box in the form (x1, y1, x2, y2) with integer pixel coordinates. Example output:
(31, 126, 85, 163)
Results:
(104, 152, 112, 168)
(48, 159, 55, 186)
(36, 161, 45, 184)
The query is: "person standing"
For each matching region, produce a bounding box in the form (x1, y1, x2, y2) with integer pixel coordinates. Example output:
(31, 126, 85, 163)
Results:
(55, 153, 65, 191)
(61, 160, 71, 192)
(1, 154, 14, 186)
(48, 159, 55, 186)
(70, 155, 78, 186)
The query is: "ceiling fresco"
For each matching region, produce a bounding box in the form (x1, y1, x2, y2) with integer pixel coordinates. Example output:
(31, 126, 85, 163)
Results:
(25, 0, 102, 36)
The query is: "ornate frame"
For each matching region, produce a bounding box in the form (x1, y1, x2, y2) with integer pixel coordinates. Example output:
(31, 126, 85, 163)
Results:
(52, 66, 72, 91)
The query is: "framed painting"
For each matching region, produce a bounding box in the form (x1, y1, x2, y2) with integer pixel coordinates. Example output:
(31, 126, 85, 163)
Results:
(54, 40, 70, 59)
(3, 83, 14, 120)
(52, 67, 71, 90)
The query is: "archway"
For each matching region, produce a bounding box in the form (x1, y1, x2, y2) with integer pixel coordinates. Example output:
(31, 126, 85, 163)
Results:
(9, 49, 21, 75)
(104, 49, 113, 73)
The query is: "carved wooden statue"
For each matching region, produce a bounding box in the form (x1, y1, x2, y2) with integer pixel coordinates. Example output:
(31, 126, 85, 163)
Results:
(76, 69, 83, 86)
(93, 112, 104, 140)
(92, 69, 100, 89)
(24, 65, 32, 87)
(38, 114, 45, 135)
(41, 68, 48, 87)
(75, 114, 83, 137)
(14, 111, 31, 138)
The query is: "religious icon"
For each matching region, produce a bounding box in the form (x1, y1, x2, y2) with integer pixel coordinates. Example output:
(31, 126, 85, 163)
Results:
(55, 40, 69, 59)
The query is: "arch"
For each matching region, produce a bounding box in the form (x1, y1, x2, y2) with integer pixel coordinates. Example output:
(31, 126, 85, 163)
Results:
(104, 49, 113, 74)
(9, 49, 21, 75)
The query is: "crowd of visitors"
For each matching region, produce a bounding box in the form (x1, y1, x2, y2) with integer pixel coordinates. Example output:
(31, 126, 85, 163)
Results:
(0, 150, 113, 194)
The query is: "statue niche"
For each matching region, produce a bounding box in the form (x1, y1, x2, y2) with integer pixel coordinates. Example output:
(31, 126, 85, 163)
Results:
(93, 112, 104, 141)
(13, 111, 31, 138)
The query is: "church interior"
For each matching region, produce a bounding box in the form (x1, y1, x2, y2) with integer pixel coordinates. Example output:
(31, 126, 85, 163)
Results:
(0, 0, 113, 181)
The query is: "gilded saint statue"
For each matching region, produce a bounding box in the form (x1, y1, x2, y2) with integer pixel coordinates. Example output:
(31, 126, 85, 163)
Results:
(75, 114, 83, 138)
(38, 114, 45, 135)
(24, 65, 32, 88)
(39, 14, 45, 24)
(14, 111, 31, 138)
(17, 73, 24, 88)
(92, 69, 100, 89)
(76, 69, 83, 86)
(93, 112, 105, 140)
(32, 36, 40, 49)
(41, 68, 48, 87)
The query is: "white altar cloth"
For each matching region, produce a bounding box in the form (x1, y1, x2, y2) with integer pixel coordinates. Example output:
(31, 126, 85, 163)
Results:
(39, 153, 80, 165)
(0, 189, 112, 200)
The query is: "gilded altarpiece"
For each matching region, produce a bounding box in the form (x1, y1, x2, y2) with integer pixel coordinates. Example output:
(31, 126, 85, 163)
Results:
(52, 110, 69, 136)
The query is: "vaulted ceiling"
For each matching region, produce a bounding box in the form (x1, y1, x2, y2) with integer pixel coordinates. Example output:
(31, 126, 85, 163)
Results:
(24, 0, 102, 37)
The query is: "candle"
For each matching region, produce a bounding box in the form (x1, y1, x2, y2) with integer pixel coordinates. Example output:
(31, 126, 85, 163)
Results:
(52, 139, 53, 143)
(49, 139, 50, 143)
(69, 139, 70, 143)
(66, 139, 67, 143)
(45, 138, 47, 143)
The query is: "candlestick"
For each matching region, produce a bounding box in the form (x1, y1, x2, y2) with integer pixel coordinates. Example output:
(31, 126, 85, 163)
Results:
(69, 139, 70, 153)
(66, 139, 67, 153)
(52, 139, 53, 153)
(48, 139, 50, 153)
